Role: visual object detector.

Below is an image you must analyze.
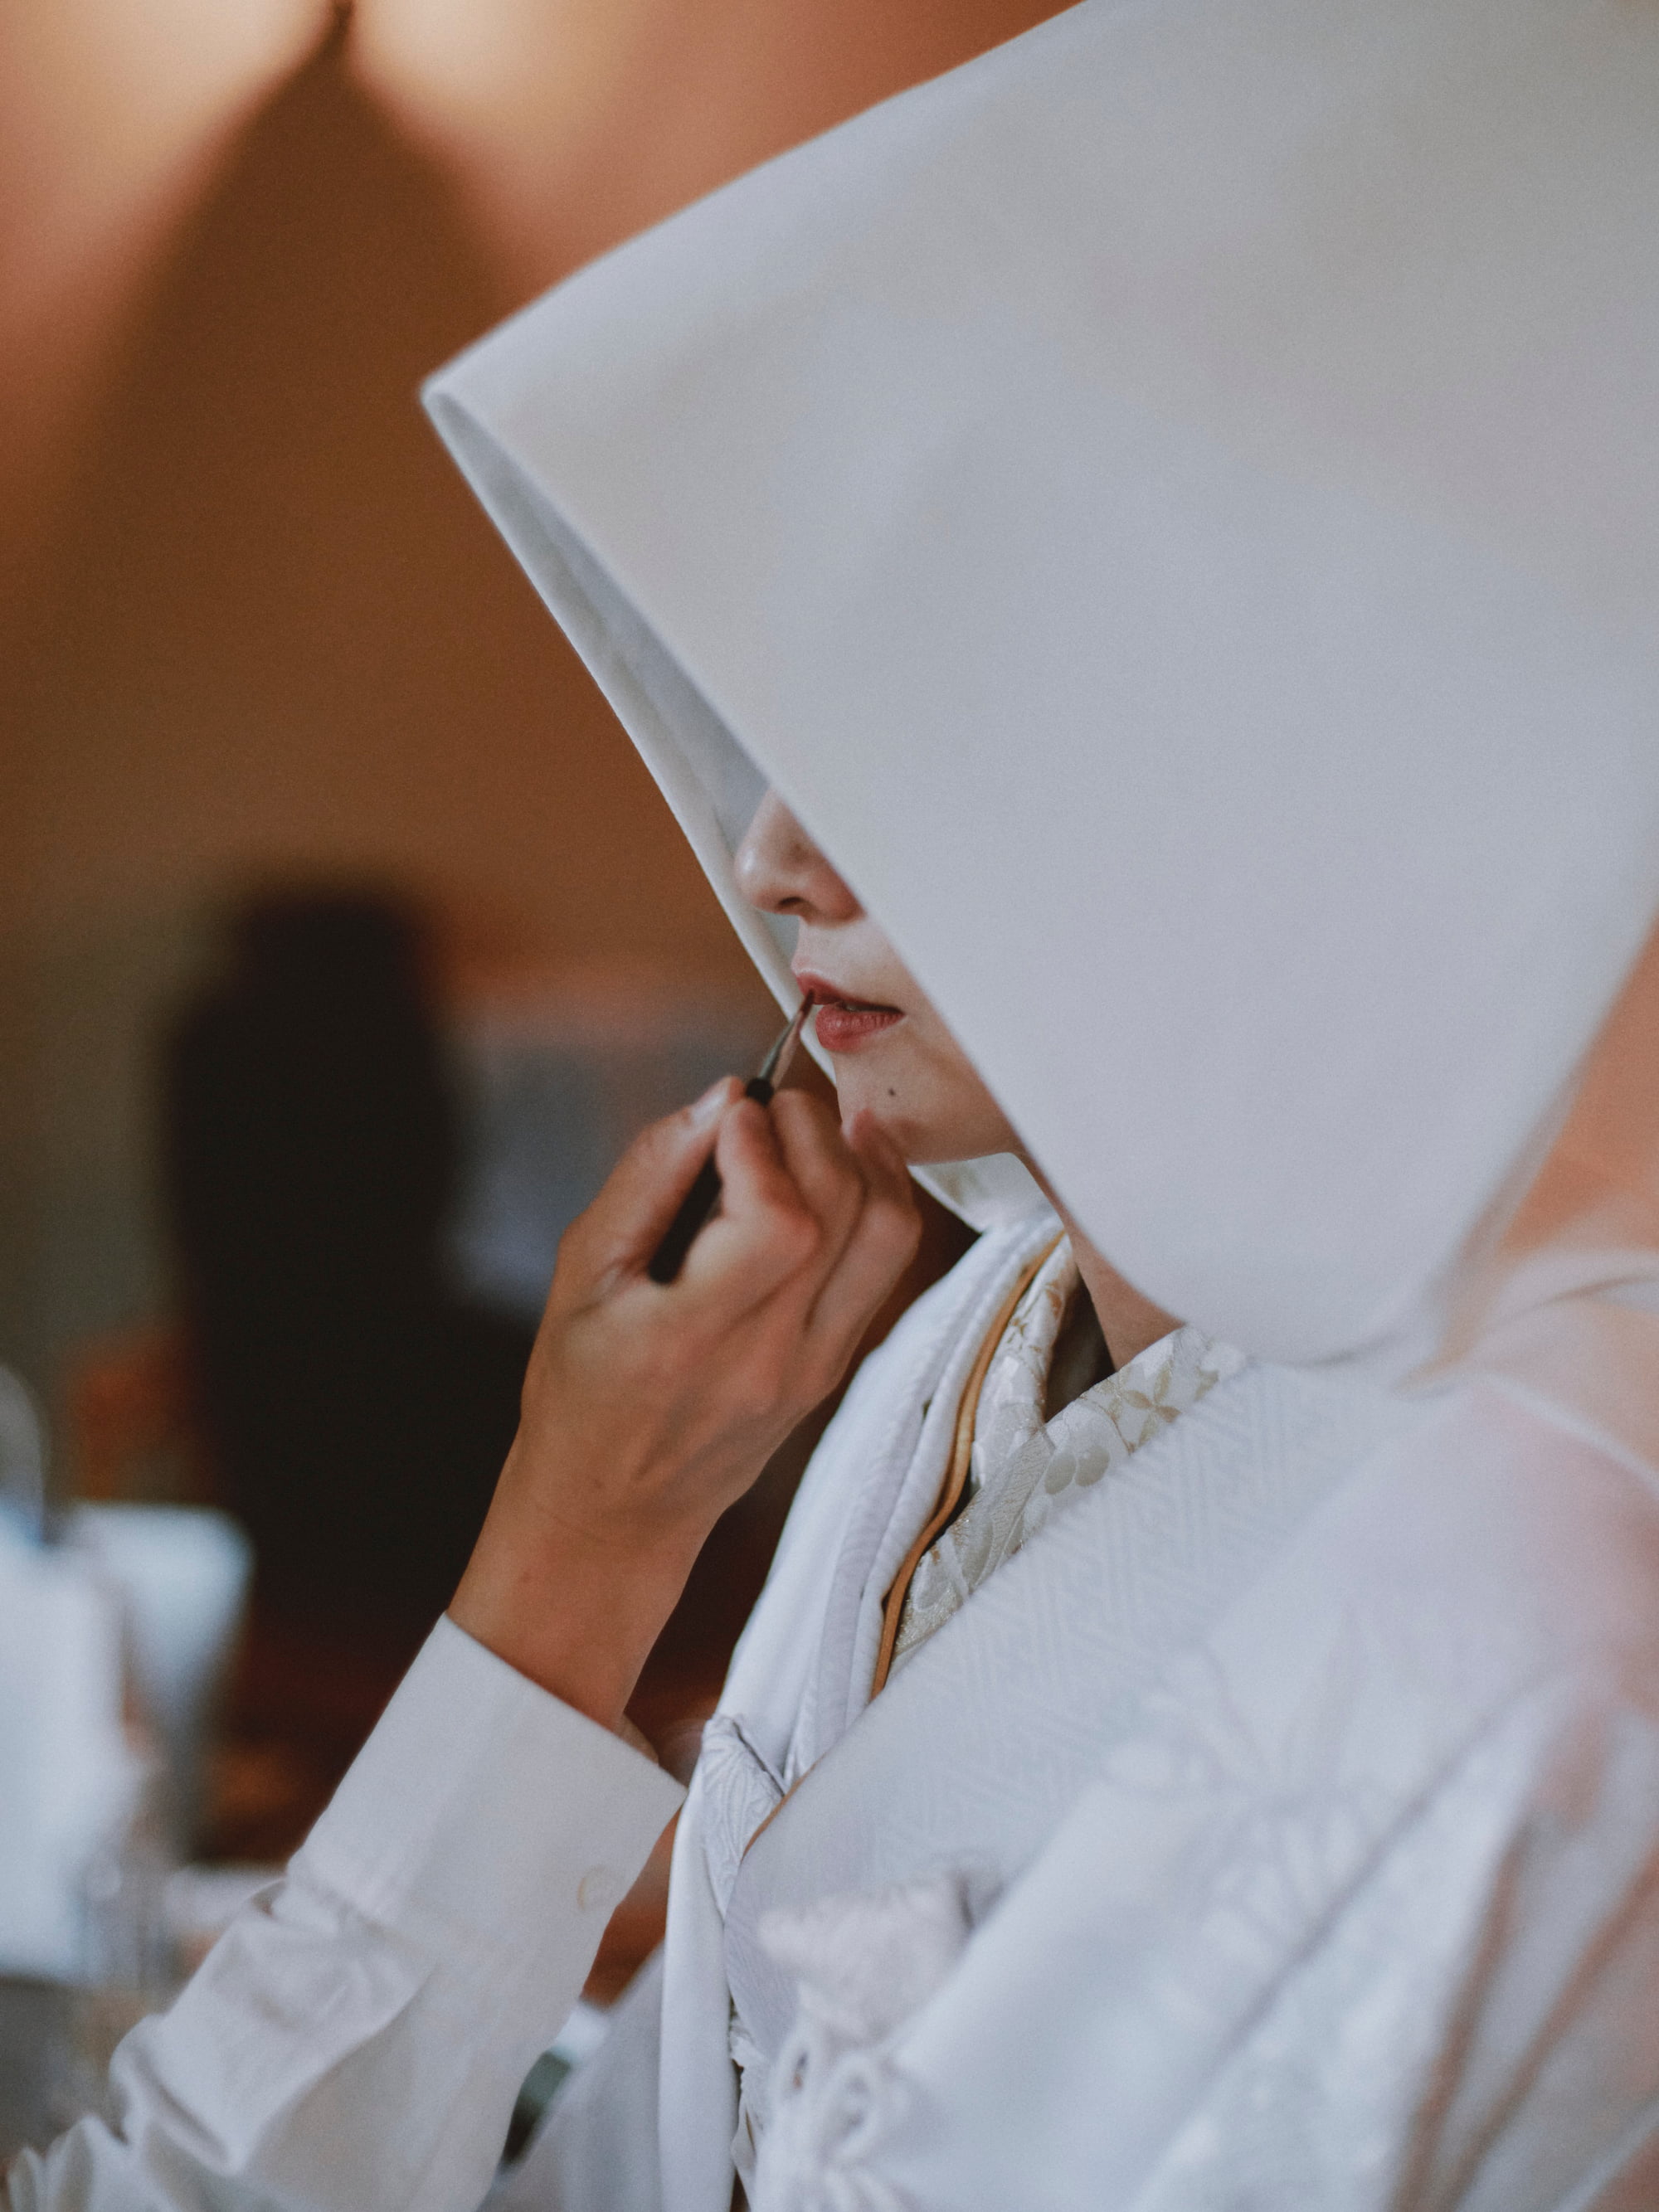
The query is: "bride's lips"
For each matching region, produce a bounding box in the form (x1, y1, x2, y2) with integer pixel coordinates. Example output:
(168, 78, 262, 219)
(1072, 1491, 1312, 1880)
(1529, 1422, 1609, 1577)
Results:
(795, 971, 905, 1055)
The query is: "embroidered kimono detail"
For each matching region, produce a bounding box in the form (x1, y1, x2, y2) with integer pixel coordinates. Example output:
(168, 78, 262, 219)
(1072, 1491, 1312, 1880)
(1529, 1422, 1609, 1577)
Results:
(740, 1876, 971, 2211)
(891, 1243, 1244, 1675)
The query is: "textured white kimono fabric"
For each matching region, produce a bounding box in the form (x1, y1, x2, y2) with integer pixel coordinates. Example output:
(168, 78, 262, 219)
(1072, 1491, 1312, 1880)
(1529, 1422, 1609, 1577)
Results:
(889, 1240, 1244, 1677)
(721, 1241, 1243, 2184)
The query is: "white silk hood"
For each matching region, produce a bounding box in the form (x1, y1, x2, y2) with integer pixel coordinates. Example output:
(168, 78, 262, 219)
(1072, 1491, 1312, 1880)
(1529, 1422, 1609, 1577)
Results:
(425, 0, 1659, 1432)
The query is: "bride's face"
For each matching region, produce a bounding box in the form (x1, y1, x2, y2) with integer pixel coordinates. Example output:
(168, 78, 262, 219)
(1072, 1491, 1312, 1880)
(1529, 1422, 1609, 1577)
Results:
(735, 791, 1023, 1164)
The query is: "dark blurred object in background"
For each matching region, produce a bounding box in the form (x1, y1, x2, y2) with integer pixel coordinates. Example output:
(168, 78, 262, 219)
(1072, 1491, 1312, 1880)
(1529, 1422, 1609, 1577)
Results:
(162, 888, 533, 1639)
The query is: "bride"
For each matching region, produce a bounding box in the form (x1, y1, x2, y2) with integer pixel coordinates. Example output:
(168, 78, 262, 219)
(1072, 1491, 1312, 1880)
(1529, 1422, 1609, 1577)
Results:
(12, 0, 1659, 2204)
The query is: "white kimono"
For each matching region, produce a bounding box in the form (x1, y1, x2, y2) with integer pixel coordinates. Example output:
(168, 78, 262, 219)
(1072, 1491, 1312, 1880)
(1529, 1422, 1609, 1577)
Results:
(16, 0, 1659, 2201)
(17, 1209, 1659, 2212)
(423, 0, 1659, 2192)
(499, 1215, 1659, 2212)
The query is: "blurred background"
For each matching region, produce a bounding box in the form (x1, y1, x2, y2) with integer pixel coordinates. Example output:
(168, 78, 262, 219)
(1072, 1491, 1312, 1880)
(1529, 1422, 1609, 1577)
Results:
(0, 0, 1059, 2159)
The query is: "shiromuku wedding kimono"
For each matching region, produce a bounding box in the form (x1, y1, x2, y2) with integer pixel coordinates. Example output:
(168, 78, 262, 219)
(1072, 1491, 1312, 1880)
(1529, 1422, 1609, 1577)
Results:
(439, 0, 1659, 2201)
(11, 0, 1659, 2209)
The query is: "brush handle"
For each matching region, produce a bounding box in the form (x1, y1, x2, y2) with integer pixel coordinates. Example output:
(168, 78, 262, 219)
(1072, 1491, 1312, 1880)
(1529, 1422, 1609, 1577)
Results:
(645, 1076, 774, 1284)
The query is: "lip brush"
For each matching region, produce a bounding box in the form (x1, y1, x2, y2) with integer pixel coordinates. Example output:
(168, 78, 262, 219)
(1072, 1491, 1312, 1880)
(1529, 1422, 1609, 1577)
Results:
(646, 997, 814, 1284)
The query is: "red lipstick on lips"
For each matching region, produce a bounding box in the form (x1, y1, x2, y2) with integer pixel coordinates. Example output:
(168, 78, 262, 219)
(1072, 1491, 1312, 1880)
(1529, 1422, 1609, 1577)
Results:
(795, 971, 905, 1054)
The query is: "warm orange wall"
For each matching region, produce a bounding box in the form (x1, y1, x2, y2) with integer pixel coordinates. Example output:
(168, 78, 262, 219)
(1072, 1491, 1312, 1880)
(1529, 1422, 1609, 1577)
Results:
(352, 0, 1073, 294)
(0, 0, 330, 641)
(3, 36, 742, 975)
(5, 0, 1068, 960)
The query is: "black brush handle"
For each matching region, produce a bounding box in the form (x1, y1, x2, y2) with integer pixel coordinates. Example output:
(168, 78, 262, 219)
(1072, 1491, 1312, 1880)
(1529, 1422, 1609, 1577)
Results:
(646, 1075, 774, 1284)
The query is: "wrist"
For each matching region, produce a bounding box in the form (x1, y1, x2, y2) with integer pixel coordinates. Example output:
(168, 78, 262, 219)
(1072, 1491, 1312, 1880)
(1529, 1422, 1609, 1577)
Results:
(450, 1499, 704, 1734)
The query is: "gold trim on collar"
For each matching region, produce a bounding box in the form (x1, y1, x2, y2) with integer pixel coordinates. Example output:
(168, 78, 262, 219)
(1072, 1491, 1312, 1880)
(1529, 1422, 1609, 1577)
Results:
(739, 1236, 1063, 1866)
(868, 1237, 1062, 1699)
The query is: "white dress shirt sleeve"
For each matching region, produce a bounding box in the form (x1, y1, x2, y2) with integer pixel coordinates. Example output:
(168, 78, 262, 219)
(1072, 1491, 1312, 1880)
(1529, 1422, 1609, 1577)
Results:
(6, 1616, 685, 2212)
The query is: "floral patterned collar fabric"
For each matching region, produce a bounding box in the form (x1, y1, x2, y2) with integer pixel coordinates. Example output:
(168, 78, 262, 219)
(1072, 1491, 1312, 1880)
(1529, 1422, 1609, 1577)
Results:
(889, 1240, 1244, 1676)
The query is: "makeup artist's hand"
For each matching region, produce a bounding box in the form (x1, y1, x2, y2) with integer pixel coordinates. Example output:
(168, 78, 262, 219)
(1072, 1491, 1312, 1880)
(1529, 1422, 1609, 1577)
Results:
(449, 1081, 920, 1732)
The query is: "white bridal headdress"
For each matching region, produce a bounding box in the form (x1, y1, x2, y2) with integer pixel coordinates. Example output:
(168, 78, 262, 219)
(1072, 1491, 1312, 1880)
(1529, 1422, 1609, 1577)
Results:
(426, 0, 1659, 1424)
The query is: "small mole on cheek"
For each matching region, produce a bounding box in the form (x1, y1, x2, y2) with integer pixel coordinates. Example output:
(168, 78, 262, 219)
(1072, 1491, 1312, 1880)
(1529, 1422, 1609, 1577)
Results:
(887, 1087, 898, 1098)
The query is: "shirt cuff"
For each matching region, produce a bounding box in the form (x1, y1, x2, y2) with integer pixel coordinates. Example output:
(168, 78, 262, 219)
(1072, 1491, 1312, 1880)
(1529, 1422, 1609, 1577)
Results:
(294, 1616, 685, 1991)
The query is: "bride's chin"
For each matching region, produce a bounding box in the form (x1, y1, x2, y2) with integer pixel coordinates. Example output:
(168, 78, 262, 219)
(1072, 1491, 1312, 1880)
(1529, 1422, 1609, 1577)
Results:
(838, 1076, 1022, 1168)
(834, 1083, 937, 1165)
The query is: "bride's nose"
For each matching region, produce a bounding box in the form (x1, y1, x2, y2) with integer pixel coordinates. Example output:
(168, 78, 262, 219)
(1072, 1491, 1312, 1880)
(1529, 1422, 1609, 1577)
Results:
(735, 791, 863, 924)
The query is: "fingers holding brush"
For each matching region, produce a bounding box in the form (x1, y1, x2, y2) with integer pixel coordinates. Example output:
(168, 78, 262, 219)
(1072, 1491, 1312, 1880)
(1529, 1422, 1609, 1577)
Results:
(765, 1088, 873, 1271)
(647, 995, 815, 1282)
(677, 1093, 831, 1306)
(682, 1088, 917, 1406)
(451, 1048, 917, 1731)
